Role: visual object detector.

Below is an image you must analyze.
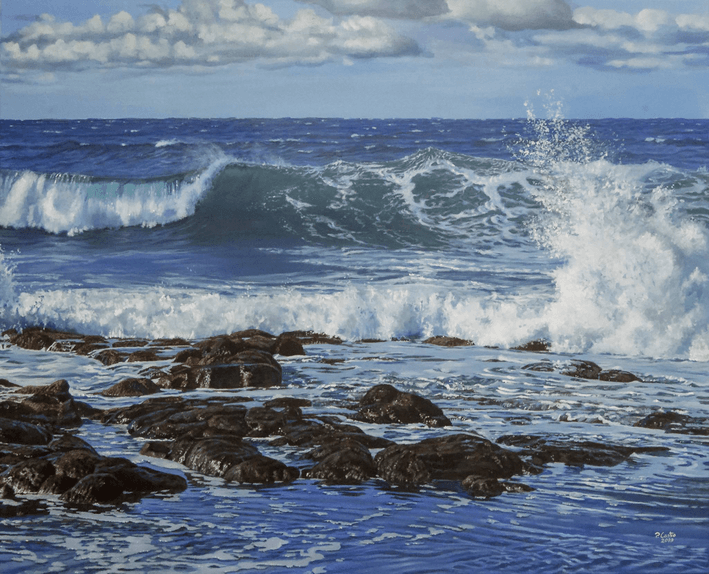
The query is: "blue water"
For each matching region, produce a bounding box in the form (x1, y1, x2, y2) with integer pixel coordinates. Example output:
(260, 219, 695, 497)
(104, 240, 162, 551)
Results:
(0, 116, 707, 572)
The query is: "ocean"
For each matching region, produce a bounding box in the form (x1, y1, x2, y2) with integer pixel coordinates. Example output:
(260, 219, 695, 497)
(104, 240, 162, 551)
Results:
(0, 114, 707, 572)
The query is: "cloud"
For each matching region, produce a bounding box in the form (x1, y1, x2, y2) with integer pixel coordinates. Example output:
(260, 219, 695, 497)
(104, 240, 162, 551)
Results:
(446, 0, 576, 31)
(294, 0, 450, 20)
(0, 0, 420, 75)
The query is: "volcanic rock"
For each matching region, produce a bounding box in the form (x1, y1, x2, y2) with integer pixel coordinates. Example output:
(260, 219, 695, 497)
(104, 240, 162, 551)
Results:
(352, 384, 452, 427)
(100, 378, 161, 397)
(423, 336, 473, 347)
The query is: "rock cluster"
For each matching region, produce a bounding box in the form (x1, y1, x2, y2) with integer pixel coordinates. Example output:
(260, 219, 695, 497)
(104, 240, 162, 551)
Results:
(0, 380, 186, 513)
(523, 359, 642, 382)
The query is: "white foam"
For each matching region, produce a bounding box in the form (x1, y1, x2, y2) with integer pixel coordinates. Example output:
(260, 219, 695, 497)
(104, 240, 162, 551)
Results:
(0, 155, 229, 235)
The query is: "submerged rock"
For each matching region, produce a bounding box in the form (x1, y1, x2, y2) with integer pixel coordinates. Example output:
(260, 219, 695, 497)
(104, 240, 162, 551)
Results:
(352, 384, 452, 427)
(496, 435, 668, 467)
(634, 411, 708, 435)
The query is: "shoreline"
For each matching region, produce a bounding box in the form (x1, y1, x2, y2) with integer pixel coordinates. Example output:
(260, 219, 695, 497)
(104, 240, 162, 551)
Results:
(2, 325, 700, 517)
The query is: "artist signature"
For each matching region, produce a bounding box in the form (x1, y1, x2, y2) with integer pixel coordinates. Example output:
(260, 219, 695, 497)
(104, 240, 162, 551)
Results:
(655, 532, 676, 543)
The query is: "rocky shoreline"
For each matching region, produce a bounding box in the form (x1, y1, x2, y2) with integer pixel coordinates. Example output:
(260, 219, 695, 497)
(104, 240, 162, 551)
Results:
(2, 326, 703, 517)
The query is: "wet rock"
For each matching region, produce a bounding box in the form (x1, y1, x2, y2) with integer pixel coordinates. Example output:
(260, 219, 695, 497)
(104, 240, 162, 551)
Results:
(271, 334, 306, 357)
(272, 416, 393, 450)
(0, 498, 48, 517)
(159, 349, 282, 390)
(462, 476, 534, 498)
(127, 349, 160, 362)
(264, 397, 312, 410)
(599, 370, 641, 382)
(100, 378, 161, 397)
(3, 458, 56, 493)
(302, 439, 377, 484)
(112, 339, 149, 348)
(223, 455, 299, 484)
(61, 473, 125, 505)
(353, 384, 451, 427)
(94, 349, 125, 366)
(375, 434, 527, 488)
(633, 411, 708, 435)
(522, 361, 555, 373)
(102, 396, 251, 440)
(48, 434, 98, 454)
(423, 336, 473, 347)
(0, 379, 20, 389)
(93, 349, 126, 367)
(280, 331, 342, 345)
(53, 449, 99, 480)
(496, 435, 668, 467)
(0, 483, 15, 499)
(561, 360, 602, 380)
(151, 338, 191, 347)
(512, 340, 550, 352)
(169, 436, 260, 476)
(0, 418, 52, 445)
(9, 327, 78, 351)
(14, 379, 72, 401)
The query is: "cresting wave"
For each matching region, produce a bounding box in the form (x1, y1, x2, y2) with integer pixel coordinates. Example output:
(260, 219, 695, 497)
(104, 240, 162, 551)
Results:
(0, 156, 229, 235)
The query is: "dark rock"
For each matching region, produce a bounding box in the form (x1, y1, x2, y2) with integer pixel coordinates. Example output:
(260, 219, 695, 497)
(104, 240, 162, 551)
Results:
(560, 360, 602, 380)
(353, 384, 451, 427)
(462, 476, 534, 498)
(14, 379, 72, 401)
(280, 331, 342, 345)
(169, 436, 260, 477)
(271, 335, 306, 357)
(127, 349, 160, 362)
(423, 336, 473, 347)
(375, 434, 527, 487)
(522, 361, 555, 373)
(496, 435, 669, 467)
(112, 339, 149, 348)
(0, 483, 15, 499)
(633, 411, 708, 435)
(94, 349, 125, 365)
(151, 338, 191, 347)
(53, 449, 99, 480)
(272, 416, 393, 450)
(100, 378, 161, 397)
(9, 327, 78, 351)
(61, 473, 124, 505)
(173, 348, 202, 363)
(264, 397, 312, 409)
(4, 459, 55, 493)
(599, 370, 641, 382)
(0, 418, 52, 445)
(245, 406, 289, 437)
(512, 340, 550, 352)
(0, 498, 48, 517)
(303, 439, 377, 484)
(0, 379, 20, 389)
(48, 435, 98, 454)
(223, 455, 299, 484)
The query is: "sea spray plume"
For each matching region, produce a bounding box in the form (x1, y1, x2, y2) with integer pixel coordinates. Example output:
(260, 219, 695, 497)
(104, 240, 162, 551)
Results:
(520, 97, 709, 360)
(0, 247, 17, 324)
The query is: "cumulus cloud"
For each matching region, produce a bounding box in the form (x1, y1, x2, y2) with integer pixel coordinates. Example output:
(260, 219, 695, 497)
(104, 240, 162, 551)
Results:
(446, 0, 576, 31)
(557, 7, 709, 70)
(294, 0, 450, 20)
(0, 0, 420, 74)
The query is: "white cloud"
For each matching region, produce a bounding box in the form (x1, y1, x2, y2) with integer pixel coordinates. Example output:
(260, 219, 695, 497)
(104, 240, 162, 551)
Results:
(294, 0, 450, 19)
(445, 0, 576, 31)
(1, 0, 419, 74)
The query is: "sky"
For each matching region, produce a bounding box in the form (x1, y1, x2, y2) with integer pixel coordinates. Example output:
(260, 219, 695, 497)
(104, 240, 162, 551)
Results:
(1, 0, 708, 119)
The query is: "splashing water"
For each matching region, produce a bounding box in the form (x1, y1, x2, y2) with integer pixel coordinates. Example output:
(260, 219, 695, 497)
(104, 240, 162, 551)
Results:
(522, 99, 709, 360)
